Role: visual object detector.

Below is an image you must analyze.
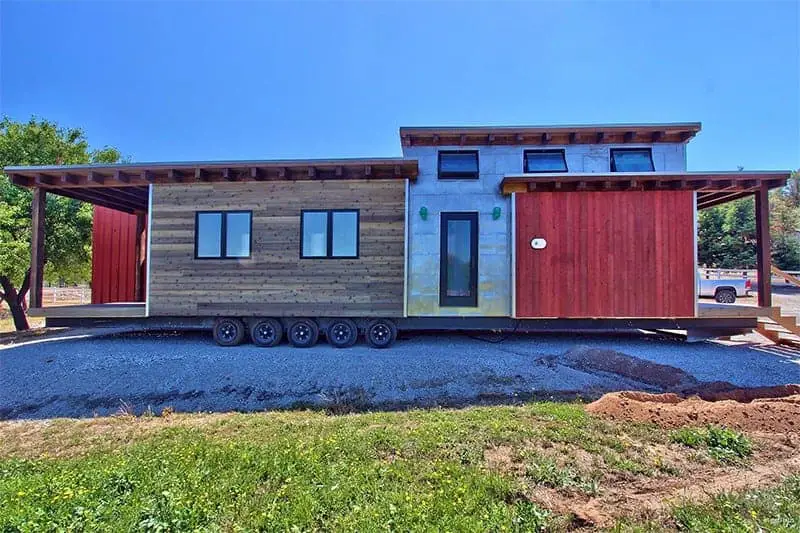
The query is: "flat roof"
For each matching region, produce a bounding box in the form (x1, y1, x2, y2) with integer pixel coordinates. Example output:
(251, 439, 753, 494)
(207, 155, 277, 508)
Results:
(5, 158, 419, 214)
(500, 170, 791, 209)
(400, 122, 702, 147)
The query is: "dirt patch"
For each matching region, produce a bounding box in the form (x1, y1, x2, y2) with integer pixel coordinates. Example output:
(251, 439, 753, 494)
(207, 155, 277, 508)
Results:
(543, 346, 701, 390)
(587, 388, 800, 433)
(527, 452, 800, 528)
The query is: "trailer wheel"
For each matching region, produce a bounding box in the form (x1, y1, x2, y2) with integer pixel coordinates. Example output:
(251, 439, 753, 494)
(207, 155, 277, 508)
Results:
(288, 319, 319, 348)
(213, 318, 246, 347)
(715, 288, 736, 304)
(327, 319, 358, 348)
(250, 318, 284, 347)
(365, 318, 397, 349)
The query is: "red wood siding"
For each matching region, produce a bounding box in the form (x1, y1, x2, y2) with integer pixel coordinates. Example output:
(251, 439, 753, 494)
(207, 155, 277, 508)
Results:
(515, 191, 695, 318)
(91, 206, 143, 304)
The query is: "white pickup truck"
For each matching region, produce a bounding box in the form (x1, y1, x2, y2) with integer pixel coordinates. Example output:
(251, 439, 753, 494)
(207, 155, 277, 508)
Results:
(698, 274, 752, 303)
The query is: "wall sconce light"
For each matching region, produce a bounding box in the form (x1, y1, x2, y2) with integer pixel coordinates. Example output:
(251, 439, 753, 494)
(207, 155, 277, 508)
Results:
(419, 206, 428, 220)
(492, 207, 502, 220)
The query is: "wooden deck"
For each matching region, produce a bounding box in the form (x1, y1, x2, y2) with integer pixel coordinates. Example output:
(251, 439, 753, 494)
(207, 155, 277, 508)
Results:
(697, 302, 776, 319)
(27, 303, 146, 319)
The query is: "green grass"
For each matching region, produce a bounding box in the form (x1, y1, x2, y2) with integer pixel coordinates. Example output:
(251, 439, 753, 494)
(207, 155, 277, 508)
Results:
(0, 404, 792, 531)
(670, 426, 753, 464)
(672, 476, 800, 533)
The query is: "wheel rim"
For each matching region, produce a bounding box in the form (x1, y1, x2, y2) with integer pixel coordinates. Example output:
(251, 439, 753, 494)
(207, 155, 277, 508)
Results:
(331, 323, 353, 344)
(292, 323, 311, 343)
(218, 321, 238, 342)
(722, 293, 734, 303)
(255, 322, 276, 344)
(370, 323, 390, 345)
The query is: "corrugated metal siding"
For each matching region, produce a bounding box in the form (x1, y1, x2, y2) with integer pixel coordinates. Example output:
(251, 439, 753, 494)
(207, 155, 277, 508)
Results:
(91, 206, 143, 304)
(515, 191, 695, 318)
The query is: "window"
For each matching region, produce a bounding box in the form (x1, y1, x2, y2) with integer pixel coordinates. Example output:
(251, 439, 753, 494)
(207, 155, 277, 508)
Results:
(524, 149, 568, 173)
(610, 148, 654, 172)
(440, 212, 478, 307)
(301, 209, 359, 258)
(438, 151, 479, 179)
(195, 211, 252, 259)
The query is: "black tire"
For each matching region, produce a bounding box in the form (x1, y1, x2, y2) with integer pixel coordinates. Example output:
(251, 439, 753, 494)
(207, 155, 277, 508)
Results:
(715, 288, 736, 304)
(250, 318, 284, 347)
(365, 318, 397, 349)
(213, 317, 246, 346)
(327, 318, 358, 348)
(287, 319, 319, 348)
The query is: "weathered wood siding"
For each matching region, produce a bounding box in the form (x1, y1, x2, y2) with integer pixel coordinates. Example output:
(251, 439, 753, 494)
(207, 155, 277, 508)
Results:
(148, 180, 405, 317)
(515, 191, 695, 318)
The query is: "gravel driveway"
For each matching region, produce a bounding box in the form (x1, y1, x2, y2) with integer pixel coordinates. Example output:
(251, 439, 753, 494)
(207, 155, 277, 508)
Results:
(2, 330, 800, 420)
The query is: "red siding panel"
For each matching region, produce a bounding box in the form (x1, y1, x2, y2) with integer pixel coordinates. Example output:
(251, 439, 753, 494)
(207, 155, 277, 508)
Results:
(91, 206, 143, 304)
(515, 191, 695, 318)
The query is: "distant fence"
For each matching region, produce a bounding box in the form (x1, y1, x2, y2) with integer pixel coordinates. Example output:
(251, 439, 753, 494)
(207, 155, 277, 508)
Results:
(700, 268, 800, 284)
(40, 286, 91, 306)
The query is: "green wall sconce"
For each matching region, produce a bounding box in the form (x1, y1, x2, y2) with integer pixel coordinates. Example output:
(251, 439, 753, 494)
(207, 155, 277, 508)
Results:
(419, 206, 428, 220)
(492, 207, 502, 220)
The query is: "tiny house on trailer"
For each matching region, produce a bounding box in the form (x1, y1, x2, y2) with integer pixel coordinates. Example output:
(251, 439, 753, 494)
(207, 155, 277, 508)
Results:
(4, 122, 791, 347)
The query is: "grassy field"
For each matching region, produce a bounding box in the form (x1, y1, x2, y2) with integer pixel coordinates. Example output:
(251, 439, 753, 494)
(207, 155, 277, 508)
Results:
(0, 403, 798, 531)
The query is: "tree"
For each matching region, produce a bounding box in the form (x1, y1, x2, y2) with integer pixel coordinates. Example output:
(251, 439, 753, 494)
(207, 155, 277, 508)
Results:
(0, 117, 123, 330)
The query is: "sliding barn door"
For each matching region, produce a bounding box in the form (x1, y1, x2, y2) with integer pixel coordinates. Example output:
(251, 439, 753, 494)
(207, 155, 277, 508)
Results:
(515, 191, 695, 318)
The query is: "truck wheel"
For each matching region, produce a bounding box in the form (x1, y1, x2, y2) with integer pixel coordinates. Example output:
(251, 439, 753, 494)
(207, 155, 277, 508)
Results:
(288, 319, 319, 348)
(365, 319, 397, 349)
(250, 318, 283, 347)
(213, 318, 246, 346)
(327, 319, 358, 348)
(715, 289, 736, 303)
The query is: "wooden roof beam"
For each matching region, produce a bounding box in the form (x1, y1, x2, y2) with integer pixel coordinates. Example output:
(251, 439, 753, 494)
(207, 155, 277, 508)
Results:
(222, 168, 235, 181)
(541, 133, 551, 145)
(35, 174, 54, 186)
(569, 132, 579, 144)
(651, 131, 664, 142)
(596, 132, 605, 143)
(167, 169, 183, 183)
(61, 173, 79, 185)
(308, 167, 316, 178)
(623, 131, 636, 143)
(432, 134, 440, 145)
(142, 170, 155, 183)
(459, 134, 467, 146)
(113, 170, 130, 184)
(87, 171, 104, 185)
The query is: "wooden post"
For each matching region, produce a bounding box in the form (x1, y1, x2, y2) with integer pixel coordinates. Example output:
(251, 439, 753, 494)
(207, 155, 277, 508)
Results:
(29, 187, 46, 308)
(134, 212, 146, 302)
(755, 184, 771, 307)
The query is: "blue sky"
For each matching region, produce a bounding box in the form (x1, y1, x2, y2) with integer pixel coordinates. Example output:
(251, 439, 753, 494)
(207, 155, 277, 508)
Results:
(1, 1, 798, 170)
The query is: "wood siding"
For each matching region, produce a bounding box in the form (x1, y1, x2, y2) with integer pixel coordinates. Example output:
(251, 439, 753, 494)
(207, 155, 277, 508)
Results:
(148, 180, 405, 317)
(515, 191, 695, 318)
(92, 206, 143, 304)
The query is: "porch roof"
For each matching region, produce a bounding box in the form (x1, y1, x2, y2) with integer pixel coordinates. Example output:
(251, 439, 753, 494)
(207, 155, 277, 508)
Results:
(400, 122, 702, 147)
(500, 170, 790, 208)
(4, 158, 419, 214)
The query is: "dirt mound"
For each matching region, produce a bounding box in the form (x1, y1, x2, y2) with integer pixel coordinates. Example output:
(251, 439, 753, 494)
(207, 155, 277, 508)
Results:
(551, 346, 700, 390)
(587, 387, 800, 433)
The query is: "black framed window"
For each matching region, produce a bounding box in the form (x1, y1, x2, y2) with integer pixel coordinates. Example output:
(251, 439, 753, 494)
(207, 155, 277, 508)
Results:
(438, 150, 479, 179)
(440, 212, 478, 307)
(301, 209, 359, 259)
(610, 148, 654, 172)
(195, 211, 252, 259)
(524, 149, 568, 173)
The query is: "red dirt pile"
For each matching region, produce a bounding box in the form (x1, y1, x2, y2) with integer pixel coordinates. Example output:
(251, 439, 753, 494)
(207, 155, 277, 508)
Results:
(586, 388, 800, 433)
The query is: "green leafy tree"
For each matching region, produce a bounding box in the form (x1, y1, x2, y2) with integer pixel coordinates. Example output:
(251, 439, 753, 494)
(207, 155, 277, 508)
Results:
(0, 117, 123, 330)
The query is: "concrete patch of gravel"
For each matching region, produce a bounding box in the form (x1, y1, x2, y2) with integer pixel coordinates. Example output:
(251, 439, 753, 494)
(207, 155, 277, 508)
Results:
(1, 330, 799, 420)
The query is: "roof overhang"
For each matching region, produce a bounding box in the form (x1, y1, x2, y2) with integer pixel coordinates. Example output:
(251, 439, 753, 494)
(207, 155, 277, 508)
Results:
(400, 122, 701, 147)
(4, 158, 419, 214)
(500, 171, 791, 209)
